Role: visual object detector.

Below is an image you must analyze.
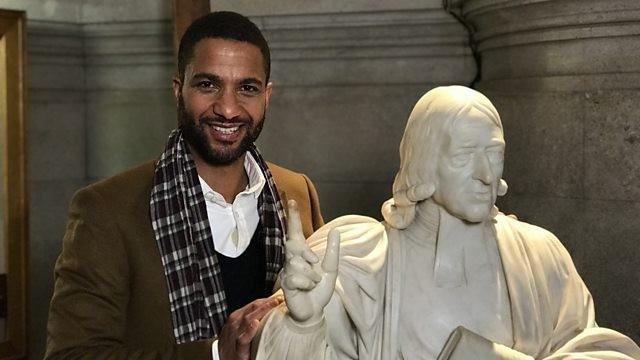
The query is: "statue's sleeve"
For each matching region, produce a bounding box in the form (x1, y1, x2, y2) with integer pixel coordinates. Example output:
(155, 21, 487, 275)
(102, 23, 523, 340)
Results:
(539, 242, 640, 360)
(439, 216, 640, 360)
(251, 216, 389, 360)
(500, 217, 640, 360)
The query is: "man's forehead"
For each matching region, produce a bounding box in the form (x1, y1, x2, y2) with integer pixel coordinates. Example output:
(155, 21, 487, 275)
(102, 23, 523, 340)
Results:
(186, 38, 267, 78)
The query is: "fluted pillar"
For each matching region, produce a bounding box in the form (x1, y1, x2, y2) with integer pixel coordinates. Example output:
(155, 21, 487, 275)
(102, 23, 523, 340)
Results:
(454, 0, 640, 341)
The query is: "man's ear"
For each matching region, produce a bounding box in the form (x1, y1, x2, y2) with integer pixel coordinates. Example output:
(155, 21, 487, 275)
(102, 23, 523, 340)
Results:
(172, 76, 182, 104)
(264, 81, 273, 110)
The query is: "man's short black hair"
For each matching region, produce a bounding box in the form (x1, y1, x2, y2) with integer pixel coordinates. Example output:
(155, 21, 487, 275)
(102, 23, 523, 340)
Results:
(177, 11, 271, 82)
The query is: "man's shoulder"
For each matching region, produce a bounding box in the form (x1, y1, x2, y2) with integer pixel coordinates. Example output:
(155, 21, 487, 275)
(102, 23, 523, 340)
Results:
(73, 160, 156, 210)
(266, 161, 303, 179)
(86, 160, 156, 193)
(265, 161, 323, 234)
(265, 161, 310, 191)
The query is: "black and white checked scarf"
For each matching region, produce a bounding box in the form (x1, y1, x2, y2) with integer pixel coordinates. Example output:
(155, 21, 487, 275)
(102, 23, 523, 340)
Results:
(150, 128, 286, 344)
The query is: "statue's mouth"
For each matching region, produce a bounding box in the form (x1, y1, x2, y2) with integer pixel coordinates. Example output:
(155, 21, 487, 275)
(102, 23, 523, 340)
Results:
(472, 190, 492, 201)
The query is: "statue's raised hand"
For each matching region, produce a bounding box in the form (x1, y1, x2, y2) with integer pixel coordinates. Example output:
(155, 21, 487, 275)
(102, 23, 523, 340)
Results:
(281, 200, 340, 325)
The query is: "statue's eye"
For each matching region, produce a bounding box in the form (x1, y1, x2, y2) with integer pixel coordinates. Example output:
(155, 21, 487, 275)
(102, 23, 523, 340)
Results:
(486, 150, 503, 163)
(452, 153, 472, 167)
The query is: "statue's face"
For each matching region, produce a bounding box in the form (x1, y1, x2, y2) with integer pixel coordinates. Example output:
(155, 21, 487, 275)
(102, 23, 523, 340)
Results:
(432, 108, 505, 222)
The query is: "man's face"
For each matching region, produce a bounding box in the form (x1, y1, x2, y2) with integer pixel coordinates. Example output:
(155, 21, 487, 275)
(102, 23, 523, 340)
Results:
(173, 38, 272, 165)
(431, 109, 505, 222)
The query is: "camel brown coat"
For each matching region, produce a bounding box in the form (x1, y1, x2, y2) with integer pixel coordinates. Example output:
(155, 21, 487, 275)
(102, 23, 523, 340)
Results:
(46, 160, 324, 359)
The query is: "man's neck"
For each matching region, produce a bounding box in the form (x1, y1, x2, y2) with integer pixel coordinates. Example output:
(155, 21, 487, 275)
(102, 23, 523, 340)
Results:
(193, 152, 249, 204)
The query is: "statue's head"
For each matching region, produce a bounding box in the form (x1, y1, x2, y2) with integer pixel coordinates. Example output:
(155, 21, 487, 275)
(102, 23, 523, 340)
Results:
(382, 86, 508, 228)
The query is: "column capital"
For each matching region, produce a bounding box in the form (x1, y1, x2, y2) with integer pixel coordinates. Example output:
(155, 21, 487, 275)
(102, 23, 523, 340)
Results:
(453, 0, 640, 91)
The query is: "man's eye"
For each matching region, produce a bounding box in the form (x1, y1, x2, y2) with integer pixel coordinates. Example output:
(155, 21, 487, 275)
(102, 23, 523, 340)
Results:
(239, 85, 259, 93)
(195, 81, 220, 92)
(197, 81, 213, 88)
(452, 153, 472, 166)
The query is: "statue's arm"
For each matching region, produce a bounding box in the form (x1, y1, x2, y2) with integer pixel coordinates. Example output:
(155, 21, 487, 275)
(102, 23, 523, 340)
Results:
(251, 210, 389, 360)
(251, 200, 338, 360)
(437, 326, 533, 360)
(251, 299, 328, 360)
(439, 219, 640, 360)
(539, 232, 640, 359)
(541, 269, 639, 358)
(438, 313, 640, 360)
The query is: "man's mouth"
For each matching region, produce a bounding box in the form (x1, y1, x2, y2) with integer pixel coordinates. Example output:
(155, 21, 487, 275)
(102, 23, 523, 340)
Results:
(211, 125, 240, 134)
(200, 121, 247, 142)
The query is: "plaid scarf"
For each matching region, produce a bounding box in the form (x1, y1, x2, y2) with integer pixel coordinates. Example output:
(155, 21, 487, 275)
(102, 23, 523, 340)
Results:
(150, 128, 286, 344)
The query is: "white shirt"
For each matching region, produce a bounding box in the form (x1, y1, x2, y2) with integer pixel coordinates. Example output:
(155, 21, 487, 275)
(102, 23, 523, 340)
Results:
(198, 153, 266, 258)
(200, 153, 265, 359)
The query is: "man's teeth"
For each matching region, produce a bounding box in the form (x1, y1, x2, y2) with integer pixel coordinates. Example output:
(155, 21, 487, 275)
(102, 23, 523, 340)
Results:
(212, 125, 240, 134)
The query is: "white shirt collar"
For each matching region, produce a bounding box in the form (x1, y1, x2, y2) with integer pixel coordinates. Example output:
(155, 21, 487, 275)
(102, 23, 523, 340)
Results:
(243, 152, 266, 199)
(198, 152, 266, 204)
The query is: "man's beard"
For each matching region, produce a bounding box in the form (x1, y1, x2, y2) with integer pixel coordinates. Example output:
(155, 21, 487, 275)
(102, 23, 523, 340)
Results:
(177, 97, 265, 166)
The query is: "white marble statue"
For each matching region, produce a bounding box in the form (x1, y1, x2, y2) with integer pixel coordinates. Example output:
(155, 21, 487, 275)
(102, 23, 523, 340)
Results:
(251, 86, 640, 360)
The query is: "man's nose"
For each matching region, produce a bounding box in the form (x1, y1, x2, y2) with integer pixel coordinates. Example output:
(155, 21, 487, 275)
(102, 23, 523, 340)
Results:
(212, 90, 242, 120)
(472, 152, 493, 185)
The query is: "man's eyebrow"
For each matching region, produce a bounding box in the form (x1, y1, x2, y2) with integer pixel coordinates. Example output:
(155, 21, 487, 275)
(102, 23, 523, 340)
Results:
(240, 77, 264, 87)
(191, 73, 222, 82)
(189, 73, 264, 87)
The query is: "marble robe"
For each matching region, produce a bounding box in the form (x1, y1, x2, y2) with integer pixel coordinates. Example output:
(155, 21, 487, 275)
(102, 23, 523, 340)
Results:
(251, 208, 640, 360)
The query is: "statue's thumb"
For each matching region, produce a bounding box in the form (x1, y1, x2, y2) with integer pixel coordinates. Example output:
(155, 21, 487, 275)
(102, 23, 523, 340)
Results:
(321, 228, 340, 274)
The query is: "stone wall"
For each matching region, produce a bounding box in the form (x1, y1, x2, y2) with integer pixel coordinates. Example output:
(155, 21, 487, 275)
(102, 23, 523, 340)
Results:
(0, 0, 175, 356)
(23, 17, 86, 360)
(456, 0, 640, 342)
(83, 20, 175, 183)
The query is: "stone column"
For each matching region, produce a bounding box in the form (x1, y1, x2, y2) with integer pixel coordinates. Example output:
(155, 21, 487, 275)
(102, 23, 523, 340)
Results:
(455, 0, 640, 341)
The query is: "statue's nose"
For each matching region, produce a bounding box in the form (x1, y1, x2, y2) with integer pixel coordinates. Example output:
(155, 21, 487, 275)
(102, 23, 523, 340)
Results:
(472, 152, 493, 185)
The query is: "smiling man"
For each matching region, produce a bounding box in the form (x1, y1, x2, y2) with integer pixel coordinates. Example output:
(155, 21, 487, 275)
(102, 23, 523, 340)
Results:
(46, 12, 323, 360)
